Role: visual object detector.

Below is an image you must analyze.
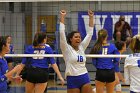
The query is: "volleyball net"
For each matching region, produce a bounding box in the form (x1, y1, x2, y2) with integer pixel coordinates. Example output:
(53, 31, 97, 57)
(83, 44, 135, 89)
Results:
(5, 54, 129, 58)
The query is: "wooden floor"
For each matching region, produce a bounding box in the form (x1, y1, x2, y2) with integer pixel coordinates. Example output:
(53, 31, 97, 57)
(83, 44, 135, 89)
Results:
(8, 80, 130, 93)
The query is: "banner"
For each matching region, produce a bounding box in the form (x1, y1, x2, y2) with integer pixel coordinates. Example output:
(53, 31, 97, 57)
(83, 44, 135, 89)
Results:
(78, 12, 140, 40)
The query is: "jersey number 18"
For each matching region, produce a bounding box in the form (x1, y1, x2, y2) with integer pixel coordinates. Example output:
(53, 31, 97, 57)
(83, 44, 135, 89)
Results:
(77, 55, 83, 62)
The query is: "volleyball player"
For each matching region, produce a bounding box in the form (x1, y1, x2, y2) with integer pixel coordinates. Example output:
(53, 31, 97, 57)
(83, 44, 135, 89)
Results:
(5, 35, 14, 90)
(92, 41, 126, 93)
(5, 35, 14, 71)
(115, 41, 126, 93)
(17, 32, 65, 93)
(0, 36, 22, 93)
(124, 35, 140, 93)
(60, 9, 94, 93)
(90, 29, 120, 93)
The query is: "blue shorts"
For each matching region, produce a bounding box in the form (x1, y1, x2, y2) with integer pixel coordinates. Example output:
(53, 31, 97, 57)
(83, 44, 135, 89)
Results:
(67, 73, 90, 89)
(0, 90, 7, 93)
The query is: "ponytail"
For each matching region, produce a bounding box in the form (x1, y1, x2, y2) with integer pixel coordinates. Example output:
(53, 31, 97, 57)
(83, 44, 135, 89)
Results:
(33, 33, 39, 46)
(33, 32, 47, 47)
(90, 29, 108, 54)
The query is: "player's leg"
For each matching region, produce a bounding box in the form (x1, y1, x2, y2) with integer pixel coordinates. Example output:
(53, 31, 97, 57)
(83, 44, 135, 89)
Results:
(95, 80, 105, 93)
(25, 81, 35, 93)
(81, 83, 94, 93)
(34, 82, 48, 93)
(106, 81, 116, 93)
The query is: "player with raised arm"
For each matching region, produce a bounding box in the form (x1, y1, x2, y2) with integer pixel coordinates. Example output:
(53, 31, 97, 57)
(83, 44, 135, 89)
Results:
(60, 9, 94, 93)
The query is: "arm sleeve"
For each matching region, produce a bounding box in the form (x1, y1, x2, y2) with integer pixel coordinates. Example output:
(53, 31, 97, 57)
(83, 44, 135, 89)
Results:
(124, 58, 130, 85)
(21, 57, 27, 64)
(0, 75, 7, 82)
(81, 27, 93, 51)
(46, 46, 55, 64)
(21, 47, 29, 64)
(114, 60, 120, 72)
(59, 22, 68, 52)
(0, 63, 7, 82)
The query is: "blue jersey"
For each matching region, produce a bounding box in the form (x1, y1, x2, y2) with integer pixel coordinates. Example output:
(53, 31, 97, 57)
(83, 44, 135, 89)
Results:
(22, 45, 55, 68)
(0, 58, 8, 91)
(92, 43, 120, 71)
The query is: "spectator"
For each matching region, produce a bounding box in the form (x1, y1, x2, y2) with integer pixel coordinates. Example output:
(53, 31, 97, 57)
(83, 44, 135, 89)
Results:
(113, 15, 132, 47)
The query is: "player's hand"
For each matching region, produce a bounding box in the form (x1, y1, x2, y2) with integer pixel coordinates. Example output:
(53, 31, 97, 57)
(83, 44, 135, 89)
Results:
(13, 64, 23, 73)
(59, 77, 65, 86)
(120, 78, 125, 83)
(13, 75, 23, 84)
(88, 9, 94, 17)
(60, 10, 66, 17)
(8, 75, 23, 84)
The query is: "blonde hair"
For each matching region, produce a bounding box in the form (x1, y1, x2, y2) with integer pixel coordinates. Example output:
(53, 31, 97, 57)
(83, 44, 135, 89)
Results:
(129, 35, 140, 53)
(90, 29, 108, 54)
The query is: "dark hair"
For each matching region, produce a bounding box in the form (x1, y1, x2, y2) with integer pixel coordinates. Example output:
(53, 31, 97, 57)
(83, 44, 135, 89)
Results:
(0, 36, 7, 52)
(115, 41, 126, 51)
(90, 29, 108, 54)
(67, 31, 80, 45)
(33, 32, 47, 46)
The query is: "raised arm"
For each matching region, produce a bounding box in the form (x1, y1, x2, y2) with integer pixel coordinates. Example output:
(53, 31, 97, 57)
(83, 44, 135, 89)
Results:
(81, 10, 94, 50)
(60, 10, 66, 24)
(88, 10, 94, 27)
(59, 10, 68, 52)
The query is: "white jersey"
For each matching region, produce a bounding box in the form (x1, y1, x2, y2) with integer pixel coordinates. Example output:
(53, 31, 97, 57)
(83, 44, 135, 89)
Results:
(124, 53, 140, 92)
(59, 22, 93, 77)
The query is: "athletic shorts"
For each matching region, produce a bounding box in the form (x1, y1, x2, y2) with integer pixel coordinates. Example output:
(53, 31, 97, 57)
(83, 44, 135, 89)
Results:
(67, 73, 90, 89)
(95, 68, 115, 83)
(130, 91, 137, 93)
(26, 66, 49, 83)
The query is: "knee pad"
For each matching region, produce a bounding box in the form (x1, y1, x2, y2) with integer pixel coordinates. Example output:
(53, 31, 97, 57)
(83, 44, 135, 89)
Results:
(115, 83, 122, 91)
(92, 88, 96, 93)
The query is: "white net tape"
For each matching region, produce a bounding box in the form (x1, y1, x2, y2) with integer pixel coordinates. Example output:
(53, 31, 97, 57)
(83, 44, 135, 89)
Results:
(5, 54, 129, 58)
(0, 0, 138, 2)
